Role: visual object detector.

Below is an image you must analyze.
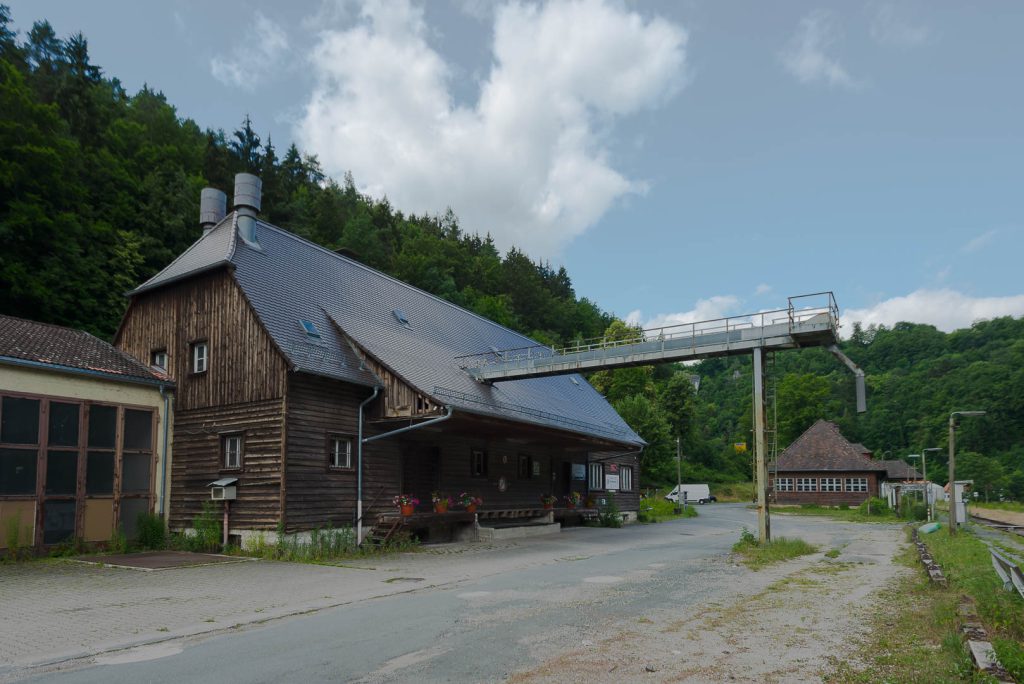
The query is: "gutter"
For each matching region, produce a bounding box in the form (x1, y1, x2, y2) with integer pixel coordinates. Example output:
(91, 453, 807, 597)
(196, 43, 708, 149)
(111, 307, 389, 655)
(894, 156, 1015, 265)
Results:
(356, 404, 454, 546)
(0, 356, 174, 389)
(157, 386, 172, 517)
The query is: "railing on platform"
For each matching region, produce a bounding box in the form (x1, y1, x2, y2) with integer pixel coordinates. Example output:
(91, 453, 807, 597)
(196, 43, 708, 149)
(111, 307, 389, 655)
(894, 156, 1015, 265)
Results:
(456, 291, 839, 371)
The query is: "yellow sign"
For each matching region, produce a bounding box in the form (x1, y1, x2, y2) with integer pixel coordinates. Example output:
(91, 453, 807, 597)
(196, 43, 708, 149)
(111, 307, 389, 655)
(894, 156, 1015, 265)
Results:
(734, 442, 747, 453)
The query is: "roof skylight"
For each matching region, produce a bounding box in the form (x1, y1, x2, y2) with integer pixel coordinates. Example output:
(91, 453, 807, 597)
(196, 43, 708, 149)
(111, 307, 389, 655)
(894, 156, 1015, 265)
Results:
(299, 319, 321, 339)
(392, 309, 410, 328)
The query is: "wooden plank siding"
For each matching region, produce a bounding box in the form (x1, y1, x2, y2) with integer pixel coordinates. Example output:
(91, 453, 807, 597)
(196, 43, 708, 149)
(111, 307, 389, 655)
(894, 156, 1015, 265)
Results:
(169, 399, 283, 530)
(116, 268, 290, 530)
(344, 342, 440, 419)
(115, 268, 288, 410)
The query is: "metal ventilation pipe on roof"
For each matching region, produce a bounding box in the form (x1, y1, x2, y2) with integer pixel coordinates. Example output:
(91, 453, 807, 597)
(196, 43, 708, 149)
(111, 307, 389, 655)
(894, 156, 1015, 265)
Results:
(233, 173, 262, 245)
(199, 188, 227, 234)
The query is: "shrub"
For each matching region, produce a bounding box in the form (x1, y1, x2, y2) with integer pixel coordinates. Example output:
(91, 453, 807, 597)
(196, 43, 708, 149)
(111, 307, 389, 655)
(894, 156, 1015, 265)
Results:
(857, 497, 890, 516)
(3, 514, 28, 561)
(597, 500, 623, 528)
(900, 501, 927, 521)
(136, 512, 166, 550)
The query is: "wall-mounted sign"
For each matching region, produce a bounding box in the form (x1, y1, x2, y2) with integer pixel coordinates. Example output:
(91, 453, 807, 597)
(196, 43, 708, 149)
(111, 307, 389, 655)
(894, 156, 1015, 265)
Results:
(605, 474, 620, 491)
(608, 463, 619, 473)
(571, 463, 587, 480)
(734, 442, 747, 453)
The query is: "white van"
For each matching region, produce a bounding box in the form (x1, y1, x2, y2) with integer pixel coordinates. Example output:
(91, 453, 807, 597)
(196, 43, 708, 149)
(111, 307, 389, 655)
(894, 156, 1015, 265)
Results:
(665, 484, 716, 504)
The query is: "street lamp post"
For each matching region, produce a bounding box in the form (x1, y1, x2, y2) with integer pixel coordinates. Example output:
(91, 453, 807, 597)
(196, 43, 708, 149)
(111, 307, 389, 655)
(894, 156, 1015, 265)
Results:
(922, 447, 941, 521)
(948, 411, 986, 535)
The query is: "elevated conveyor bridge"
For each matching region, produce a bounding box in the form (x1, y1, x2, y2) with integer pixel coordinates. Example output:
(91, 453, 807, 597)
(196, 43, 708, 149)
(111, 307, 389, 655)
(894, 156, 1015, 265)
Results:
(456, 292, 866, 544)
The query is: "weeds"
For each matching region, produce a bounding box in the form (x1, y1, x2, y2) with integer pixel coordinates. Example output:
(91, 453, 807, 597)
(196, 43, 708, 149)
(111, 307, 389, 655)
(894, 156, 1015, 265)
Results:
(3, 513, 28, 561)
(241, 524, 417, 562)
(731, 527, 817, 570)
(776, 502, 900, 523)
(135, 513, 166, 550)
(637, 494, 698, 523)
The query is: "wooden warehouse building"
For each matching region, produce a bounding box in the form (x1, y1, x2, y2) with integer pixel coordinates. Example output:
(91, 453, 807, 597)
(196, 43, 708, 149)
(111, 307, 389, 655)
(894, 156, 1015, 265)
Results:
(115, 175, 643, 543)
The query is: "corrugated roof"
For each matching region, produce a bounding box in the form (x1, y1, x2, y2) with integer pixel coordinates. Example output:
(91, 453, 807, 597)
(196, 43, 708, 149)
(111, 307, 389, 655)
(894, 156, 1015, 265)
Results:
(776, 420, 887, 472)
(0, 314, 171, 385)
(133, 214, 642, 446)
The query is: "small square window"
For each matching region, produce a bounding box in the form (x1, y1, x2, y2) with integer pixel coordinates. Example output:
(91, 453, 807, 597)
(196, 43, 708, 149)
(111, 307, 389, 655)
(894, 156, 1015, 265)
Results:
(329, 436, 352, 469)
(470, 449, 487, 477)
(151, 350, 168, 371)
(222, 434, 242, 469)
(191, 342, 208, 374)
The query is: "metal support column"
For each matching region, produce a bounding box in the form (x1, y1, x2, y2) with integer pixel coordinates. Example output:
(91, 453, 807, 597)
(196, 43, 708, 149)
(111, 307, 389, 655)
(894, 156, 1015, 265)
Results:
(753, 347, 771, 543)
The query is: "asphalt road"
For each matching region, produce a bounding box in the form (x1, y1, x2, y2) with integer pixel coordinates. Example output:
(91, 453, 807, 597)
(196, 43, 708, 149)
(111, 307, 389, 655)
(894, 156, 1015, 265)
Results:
(22, 504, 875, 683)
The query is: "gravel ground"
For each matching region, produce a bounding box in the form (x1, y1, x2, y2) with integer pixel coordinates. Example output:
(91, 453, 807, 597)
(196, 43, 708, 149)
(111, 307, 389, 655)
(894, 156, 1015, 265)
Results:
(507, 523, 908, 684)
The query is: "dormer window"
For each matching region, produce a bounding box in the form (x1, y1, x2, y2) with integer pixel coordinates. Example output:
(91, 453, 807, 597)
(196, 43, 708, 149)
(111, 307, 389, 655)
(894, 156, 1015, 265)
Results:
(191, 341, 208, 374)
(151, 350, 168, 371)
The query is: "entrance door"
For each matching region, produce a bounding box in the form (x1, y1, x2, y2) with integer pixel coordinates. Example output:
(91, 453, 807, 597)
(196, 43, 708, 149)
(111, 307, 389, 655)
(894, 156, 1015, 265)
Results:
(400, 446, 439, 510)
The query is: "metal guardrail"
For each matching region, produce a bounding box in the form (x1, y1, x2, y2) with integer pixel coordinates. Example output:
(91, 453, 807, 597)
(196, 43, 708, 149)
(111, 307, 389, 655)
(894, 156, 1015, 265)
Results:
(989, 546, 1024, 599)
(455, 291, 839, 371)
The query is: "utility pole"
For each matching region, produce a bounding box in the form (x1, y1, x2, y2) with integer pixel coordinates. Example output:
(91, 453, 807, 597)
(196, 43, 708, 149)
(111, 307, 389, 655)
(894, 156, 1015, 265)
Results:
(675, 436, 682, 514)
(753, 347, 770, 543)
(948, 411, 986, 536)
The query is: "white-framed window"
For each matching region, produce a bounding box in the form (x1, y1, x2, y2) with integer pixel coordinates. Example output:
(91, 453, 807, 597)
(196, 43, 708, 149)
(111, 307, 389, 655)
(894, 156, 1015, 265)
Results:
(151, 350, 168, 371)
(796, 477, 817, 492)
(588, 462, 604, 490)
(620, 466, 633, 491)
(191, 342, 208, 374)
(222, 434, 242, 469)
(845, 477, 867, 492)
(820, 477, 842, 492)
(775, 477, 793, 492)
(329, 435, 352, 469)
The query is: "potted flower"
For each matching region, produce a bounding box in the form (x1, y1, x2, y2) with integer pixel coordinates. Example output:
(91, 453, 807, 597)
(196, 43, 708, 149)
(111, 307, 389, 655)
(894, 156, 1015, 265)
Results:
(393, 494, 419, 516)
(431, 492, 452, 513)
(458, 492, 483, 513)
(540, 493, 557, 510)
(564, 491, 582, 509)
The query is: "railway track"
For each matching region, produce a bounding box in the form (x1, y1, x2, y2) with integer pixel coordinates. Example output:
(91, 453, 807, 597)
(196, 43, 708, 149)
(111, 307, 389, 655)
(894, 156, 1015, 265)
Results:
(970, 513, 1024, 538)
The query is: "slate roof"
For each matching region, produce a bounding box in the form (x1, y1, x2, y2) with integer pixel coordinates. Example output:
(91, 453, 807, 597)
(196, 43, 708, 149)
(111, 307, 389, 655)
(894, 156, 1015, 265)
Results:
(132, 214, 643, 446)
(881, 459, 923, 481)
(776, 420, 887, 473)
(0, 314, 171, 386)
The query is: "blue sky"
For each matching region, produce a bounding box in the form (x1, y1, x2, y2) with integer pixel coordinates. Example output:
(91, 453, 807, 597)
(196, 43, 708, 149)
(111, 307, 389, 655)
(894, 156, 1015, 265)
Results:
(9, 0, 1023, 334)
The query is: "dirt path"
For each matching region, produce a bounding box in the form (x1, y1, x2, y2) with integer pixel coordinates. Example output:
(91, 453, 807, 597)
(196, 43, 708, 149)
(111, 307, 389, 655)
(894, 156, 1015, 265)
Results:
(509, 525, 909, 684)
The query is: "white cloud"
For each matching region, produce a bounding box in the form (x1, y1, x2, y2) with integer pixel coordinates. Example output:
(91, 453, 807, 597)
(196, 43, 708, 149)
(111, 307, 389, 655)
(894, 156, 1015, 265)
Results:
(961, 229, 997, 254)
(755, 283, 772, 296)
(845, 289, 1024, 332)
(870, 5, 932, 48)
(626, 295, 742, 330)
(296, 0, 687, 258)
(780, 10, 857, 89)
(211, 12, 290, 90)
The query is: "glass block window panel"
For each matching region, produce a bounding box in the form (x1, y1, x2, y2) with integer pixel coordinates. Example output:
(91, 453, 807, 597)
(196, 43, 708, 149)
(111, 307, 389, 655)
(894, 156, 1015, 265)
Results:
(1, 396, 40, 444)
(796, 477, 818, 492)
(43, 501, 76, 545)
(120, 498, 151, 540)
(775, 478, 793, 492)
(845, 477, 868, 492)
(122, 453, 151, 494)
(0, 448, 37, 494)
(48, 402, 80, 447)
(87, 405, 117, 449)
(86, 451, 115, 494)
(46, 450, 78, 495)
(122, 409, 153, 451)
(821, 477, 842, 492)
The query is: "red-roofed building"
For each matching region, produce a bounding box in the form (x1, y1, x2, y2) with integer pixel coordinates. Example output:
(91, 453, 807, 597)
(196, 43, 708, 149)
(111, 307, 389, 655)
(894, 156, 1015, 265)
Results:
(770, 420, 889, 505)
(0, 315, 174, 550)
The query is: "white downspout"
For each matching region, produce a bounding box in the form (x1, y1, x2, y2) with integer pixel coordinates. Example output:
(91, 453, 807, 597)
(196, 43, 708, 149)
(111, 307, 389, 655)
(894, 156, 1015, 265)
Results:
(158, 386, 172, 517)
(356, 386, 381, 546)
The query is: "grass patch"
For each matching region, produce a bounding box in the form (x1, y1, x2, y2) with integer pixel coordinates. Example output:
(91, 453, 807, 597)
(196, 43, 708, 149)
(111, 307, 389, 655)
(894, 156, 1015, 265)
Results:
(731, 527, 817, 570)
(825, 547, 841, 559)
(237, 523, 418, 563)
(638, 493, 698, 523)
(921, 530, 1024, 680)
(712, 481, 754, 502)
(774, 501, 901, 523)
(826, 542, 983, 683)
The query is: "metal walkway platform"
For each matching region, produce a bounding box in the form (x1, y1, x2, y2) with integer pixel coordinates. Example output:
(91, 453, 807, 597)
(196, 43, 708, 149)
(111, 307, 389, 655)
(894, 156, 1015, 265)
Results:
(459, 292, 840, 382)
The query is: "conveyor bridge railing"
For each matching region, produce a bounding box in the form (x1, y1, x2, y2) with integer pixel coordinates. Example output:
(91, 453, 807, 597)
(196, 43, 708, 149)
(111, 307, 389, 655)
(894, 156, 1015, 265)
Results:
(458, 292, 840, 382)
